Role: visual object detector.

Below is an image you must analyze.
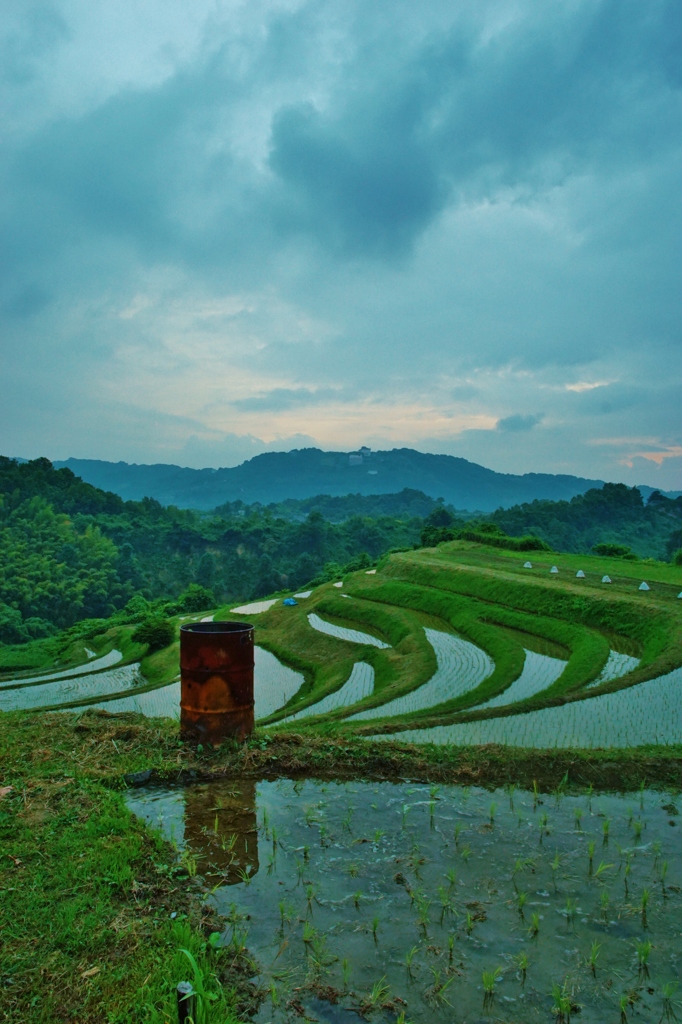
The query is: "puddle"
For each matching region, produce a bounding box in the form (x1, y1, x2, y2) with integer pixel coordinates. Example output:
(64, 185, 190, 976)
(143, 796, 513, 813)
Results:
(349, 630, 492, 720)
(127, 778, 682, 1023)
(308, 614, 391, 649)
(476, 650, 565, 709)
(385, 666, 682, 748)
(277, 663, 374, 723)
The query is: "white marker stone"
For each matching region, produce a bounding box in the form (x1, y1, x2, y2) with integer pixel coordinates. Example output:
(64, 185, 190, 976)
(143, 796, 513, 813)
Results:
(602, 575, 611, 583)
(550, 566, 559, 574)
(365, 569, 376, 575)
(576, 570, 586, 578)
(639, 581, 650, 591)
(523, 561, 533, 568)
(333, 581, 343, 588)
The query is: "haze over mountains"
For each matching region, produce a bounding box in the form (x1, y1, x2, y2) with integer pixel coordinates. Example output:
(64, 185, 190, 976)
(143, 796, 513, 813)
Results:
(53, 448, 611, 512)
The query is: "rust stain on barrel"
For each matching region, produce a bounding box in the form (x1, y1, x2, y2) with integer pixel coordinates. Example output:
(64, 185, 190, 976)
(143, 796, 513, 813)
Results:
(180, 621, 254, 745)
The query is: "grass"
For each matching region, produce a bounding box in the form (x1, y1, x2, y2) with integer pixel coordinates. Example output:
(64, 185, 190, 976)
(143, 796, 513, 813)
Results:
(0, 714, 256, 1023)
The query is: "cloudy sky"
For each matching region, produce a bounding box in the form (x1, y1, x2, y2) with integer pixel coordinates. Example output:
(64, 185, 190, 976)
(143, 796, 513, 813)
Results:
(2, 0, 681, 487)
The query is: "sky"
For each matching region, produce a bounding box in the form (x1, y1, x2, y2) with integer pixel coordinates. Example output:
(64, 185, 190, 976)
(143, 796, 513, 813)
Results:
(1, 0, 681, 488)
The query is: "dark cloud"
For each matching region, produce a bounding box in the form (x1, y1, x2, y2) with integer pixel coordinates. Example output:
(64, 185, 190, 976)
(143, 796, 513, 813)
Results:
(497, 413, 543, 433)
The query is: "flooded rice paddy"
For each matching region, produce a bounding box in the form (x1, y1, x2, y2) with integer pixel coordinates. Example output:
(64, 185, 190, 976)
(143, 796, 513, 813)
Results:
(127, 778, 682, 1024)
(0, 662, 140, 712)
(350, 631, 493, 721)
(307, 614, 391, 649)
(477, 651, 565, 710)
(277, 663, 375, 722)
(389, 666, 682, 748)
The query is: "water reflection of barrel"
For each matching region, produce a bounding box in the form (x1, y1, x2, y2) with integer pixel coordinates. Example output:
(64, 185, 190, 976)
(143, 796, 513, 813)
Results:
(180, 621, 254, 745)
(183, 781, 259, 885)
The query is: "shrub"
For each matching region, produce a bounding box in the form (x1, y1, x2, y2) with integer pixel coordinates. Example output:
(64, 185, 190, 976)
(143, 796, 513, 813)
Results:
(672, 549, 682, 567)
(177, 583, 215, 612)
(592, 543, 637, 559)
(131, 618, 176, 651)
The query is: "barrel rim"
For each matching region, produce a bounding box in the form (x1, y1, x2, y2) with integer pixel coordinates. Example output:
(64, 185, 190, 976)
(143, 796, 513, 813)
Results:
(180, 620, 254, 635)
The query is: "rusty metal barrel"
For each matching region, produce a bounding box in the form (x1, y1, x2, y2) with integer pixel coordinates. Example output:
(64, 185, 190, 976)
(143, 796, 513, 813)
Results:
(180, 621, 254, 745)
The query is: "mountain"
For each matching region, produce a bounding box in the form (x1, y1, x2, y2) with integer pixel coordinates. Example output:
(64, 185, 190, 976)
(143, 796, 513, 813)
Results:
(55, 448, 607, 512)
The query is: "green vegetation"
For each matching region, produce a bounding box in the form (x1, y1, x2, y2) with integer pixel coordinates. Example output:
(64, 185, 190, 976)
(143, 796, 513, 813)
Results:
(489, 483, 682, 560)
(0, 713, 250, 1024)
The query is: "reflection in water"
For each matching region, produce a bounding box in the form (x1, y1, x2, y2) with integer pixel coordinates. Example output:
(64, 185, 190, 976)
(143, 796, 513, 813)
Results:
(128, 778, 682, 1024)
(183, 781, 259, 885)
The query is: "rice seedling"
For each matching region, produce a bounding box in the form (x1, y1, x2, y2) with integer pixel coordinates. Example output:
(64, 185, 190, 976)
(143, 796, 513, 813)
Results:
(533, 779, 539, 808)
(416, 893, 432, 933)
(594, 860, 614, 883)
(427, 967, 456, 1007)
(429, 784, 440, 800)
(348, 862, 359, 877)
(373, 828, 385, 844)
(401, 803, 411, 828)
(454, 822, 463, 847)
(633, 819, 643, 841)
(437, 885, 455, 922)
(528, 912, 540, 937)
(574, 808, 584, 832)
(599, 887, 610, 921)
(489, 801, 497, 825)
(371, 915, 380, 942)
(403, 945, 419, 976)
(564, 897, 577, 925)
(465, 911, 475, 935)
(295, 858, 305, 882)
(365, 975, 390, 1008)
(461, 844, 472, 862)
(515, 950, 529, 983)
(551, 980, 573, 1023)
(602, 818, 611, 843)
(639, 780, 646, 810)
(269, 979, 279, 1007)
(619, 992, 630, 1023)
(235, 865, 252, 886)
(660, 860, 669, 895)
(278, 900, 293, 930)
(661, 981, 680, 1022)
(342, 957, 351, 988)
(428, 799, 436, 828)
(301, 921, 316, 945)
(447, 934, 455, 963)
(627, 807, 634, 828)
(482, 966, 501, 1008)
(551, 851, 561, 891)
(641, 887, 650, 928)
(507, 783, 517, 810)
(587, 840, 595, 875)
(624, 854, 632, 896)
(515, 890, 528, 918)
(342, 806, 354, 832)
(229, 925, 249, 957)
(587, 940, 601, 976)
(539, 812, 550, 844)
(652, 839, 662, 867)
(305, 883, 317, 912)
(303, 844, 310, 862)
(352, 889, 363, 909)
(445, 867, 457, 889)
(633, 939, 652, 985)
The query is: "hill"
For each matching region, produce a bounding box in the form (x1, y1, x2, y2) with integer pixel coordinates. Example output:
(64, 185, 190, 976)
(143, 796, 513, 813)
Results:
(55, 448, 605, 511)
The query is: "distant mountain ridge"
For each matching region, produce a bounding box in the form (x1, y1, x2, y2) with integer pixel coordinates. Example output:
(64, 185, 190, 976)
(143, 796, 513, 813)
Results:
(55, 448, 608, 512)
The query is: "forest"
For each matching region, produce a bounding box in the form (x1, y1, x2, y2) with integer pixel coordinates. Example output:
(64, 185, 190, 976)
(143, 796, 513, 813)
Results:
(1, 457, 680, 645)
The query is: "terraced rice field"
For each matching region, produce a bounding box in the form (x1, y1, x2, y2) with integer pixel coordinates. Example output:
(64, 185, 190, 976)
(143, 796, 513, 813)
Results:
(0, 662, 141, 712)
(588, 650, 640, 688)
(349, 630, 492, 720)
(387, 665, 682, 748)
(307, 613, 391, 648)
(476, 650, 566, 709)
(277, 662, 374, 722)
